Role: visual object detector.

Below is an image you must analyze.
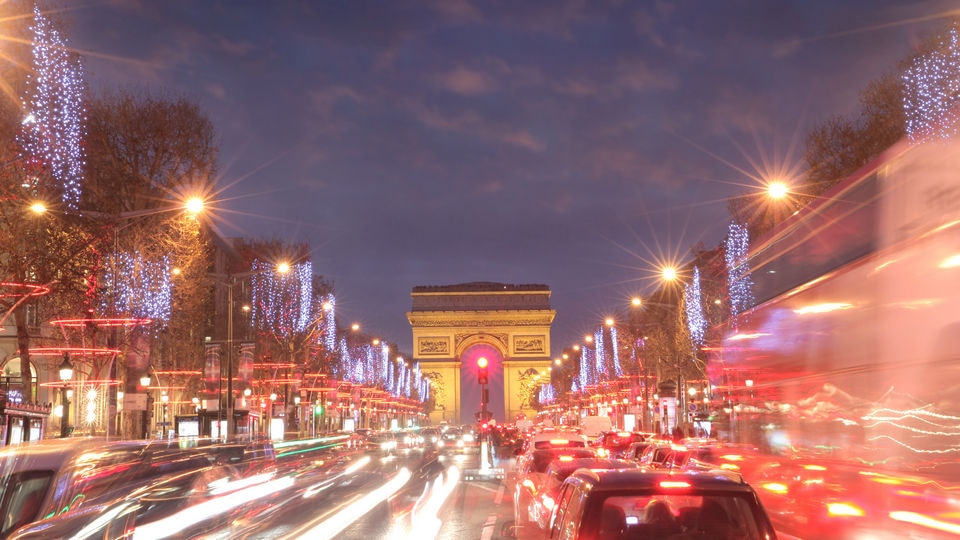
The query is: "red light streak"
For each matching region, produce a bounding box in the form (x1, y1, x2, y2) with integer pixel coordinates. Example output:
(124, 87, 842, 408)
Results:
(0, 282, 51, 298)
(29, 347, 121, 356)
(50, 317, 152, 327)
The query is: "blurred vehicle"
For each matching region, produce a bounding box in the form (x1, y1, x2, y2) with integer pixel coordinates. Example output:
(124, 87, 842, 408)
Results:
(396, 430, 423, 451)
(513, 447, 597, 527)
(460, 425, 482, 453)
(594, 431, 645, 458)
(709, 138, 960, 537)
(750, 459, 957, 540)
(8, 463, 276, 540)
(362, 431, 398, 456)
(437, 427, 466, 454)
(420, 428, 441, 447)
(663, 444, 723, 471)
(636, 442, 678, 469)
(519, 429, 589, 455)
(0, 437, 248, 537)
(622, 440, 654, 461)
(547, 468, 778, 540)
(527, 457, 639, 530)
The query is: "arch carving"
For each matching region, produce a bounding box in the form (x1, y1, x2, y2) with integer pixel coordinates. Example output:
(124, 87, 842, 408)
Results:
(455, 333, 508, 358)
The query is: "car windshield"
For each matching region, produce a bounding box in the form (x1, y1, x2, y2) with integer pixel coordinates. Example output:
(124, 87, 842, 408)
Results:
(585, 492, 768, 540)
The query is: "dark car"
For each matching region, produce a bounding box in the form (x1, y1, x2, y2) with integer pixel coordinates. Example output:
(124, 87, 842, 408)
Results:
(528, 457, 640, 530)
(548, 468, 779, 540)
(513, 447, 597, 527)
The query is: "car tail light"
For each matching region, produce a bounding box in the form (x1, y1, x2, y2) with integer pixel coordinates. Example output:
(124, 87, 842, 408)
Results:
(549, 439, 572, 445)
(558, 455, 575, 462)
(658, 480, 692, 489)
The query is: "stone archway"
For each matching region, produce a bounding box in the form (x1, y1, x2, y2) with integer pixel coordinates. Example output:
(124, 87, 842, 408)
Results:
(407, 282, 555, 426)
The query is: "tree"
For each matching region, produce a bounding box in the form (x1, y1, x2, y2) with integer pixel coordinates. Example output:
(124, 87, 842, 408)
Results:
(83, 89, 218, 384)
(0, 3, 99, 403)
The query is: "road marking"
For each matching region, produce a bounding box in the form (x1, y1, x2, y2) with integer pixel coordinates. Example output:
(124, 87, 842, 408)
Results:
(494, 483, 505, 505)
(480, 515, 497, 540)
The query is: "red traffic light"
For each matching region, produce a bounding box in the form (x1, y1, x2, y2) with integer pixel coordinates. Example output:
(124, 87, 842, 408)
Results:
(477, 356, 489, 384)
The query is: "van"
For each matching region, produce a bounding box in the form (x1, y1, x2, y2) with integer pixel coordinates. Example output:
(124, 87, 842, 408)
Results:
(579, 415, 613, 438)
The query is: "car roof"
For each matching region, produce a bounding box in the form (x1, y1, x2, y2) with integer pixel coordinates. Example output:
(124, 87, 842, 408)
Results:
(566, 468, 751, 493)
(546, 458, 639, 476)
(0, 438, 153, 475)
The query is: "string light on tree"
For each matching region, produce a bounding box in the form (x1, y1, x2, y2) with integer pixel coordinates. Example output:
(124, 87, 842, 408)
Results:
(250, 259, 313, 338)
(903, 22, 960, 141)
(19, 4, 87, 209)
(102, 252, 172, 322)
(725, 221, 755, 331)
(684, 266, 706, 349)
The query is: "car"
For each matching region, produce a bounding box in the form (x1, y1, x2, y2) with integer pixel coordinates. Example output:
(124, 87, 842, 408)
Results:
(437, 427, 466, 454)
(513, 448, 598, 527)
(520, 429, 589, 454)
(8, 462, 264, 539)
(636, 442, 679, 469)
(420, 428, 441, 447)
(362, 431, 398, 455)
(594, 431, 645, 458)
(528, 457, 640, 530)
(547, 468, 779, 540)
(622, 440, 655, 461)
(396, 429, 423, 451)
(0, 437, 247, 537)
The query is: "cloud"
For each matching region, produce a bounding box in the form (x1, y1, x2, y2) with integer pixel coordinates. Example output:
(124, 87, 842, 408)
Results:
(436, 66, 493, 95)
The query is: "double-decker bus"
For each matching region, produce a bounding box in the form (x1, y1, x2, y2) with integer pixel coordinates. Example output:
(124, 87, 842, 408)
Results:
(709, 136, 960, 537)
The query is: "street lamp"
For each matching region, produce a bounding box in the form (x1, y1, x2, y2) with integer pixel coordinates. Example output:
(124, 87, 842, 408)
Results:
(58, 353, 74, 438)
(209, 262, 290, 440)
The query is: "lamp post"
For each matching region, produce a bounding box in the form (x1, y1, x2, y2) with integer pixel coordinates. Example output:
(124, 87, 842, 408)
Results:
(140, 371, 152, 439)
(209, 262, 290, 440)
(160, 391, 169, 440)
(58, 353, 74, 438)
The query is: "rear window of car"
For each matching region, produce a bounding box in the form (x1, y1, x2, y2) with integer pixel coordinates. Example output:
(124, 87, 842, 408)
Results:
(585, 492, 768, 540)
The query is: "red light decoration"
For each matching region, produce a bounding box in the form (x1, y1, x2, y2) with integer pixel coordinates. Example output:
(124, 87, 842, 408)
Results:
(29, 347, 121, 356)
(50, 317, 152, 327)
(0, 282, 51, 298)
(39, 379, 122, 388)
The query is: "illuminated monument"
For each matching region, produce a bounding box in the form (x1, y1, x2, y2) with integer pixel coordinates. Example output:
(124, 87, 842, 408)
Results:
(407, 282, 556, 425)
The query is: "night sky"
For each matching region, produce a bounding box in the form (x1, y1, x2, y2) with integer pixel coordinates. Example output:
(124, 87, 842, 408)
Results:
(67, 1, 951, 354)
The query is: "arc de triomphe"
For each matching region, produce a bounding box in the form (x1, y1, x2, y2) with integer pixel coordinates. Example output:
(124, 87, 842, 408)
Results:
(407, 282, 555, 426)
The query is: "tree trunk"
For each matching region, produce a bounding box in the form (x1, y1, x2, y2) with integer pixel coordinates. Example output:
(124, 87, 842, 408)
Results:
(14, 304, 33, 403)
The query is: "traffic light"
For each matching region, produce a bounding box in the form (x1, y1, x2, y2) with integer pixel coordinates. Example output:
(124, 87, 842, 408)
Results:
(477, 356, 489, 385)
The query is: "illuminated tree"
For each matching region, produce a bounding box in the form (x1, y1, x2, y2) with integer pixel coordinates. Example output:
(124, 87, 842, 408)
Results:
(19, 2, 86, 210)
(904, 21, 960, 141)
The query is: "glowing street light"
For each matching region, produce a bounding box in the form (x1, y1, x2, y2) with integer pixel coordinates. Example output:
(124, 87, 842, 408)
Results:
(184, 196, 205, 215)
(767, 181, 789, 199)
(58, 353, 74, 438)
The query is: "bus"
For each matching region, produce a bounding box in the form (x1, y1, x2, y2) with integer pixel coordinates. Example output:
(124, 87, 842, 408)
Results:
(708, 135, 960, 536)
